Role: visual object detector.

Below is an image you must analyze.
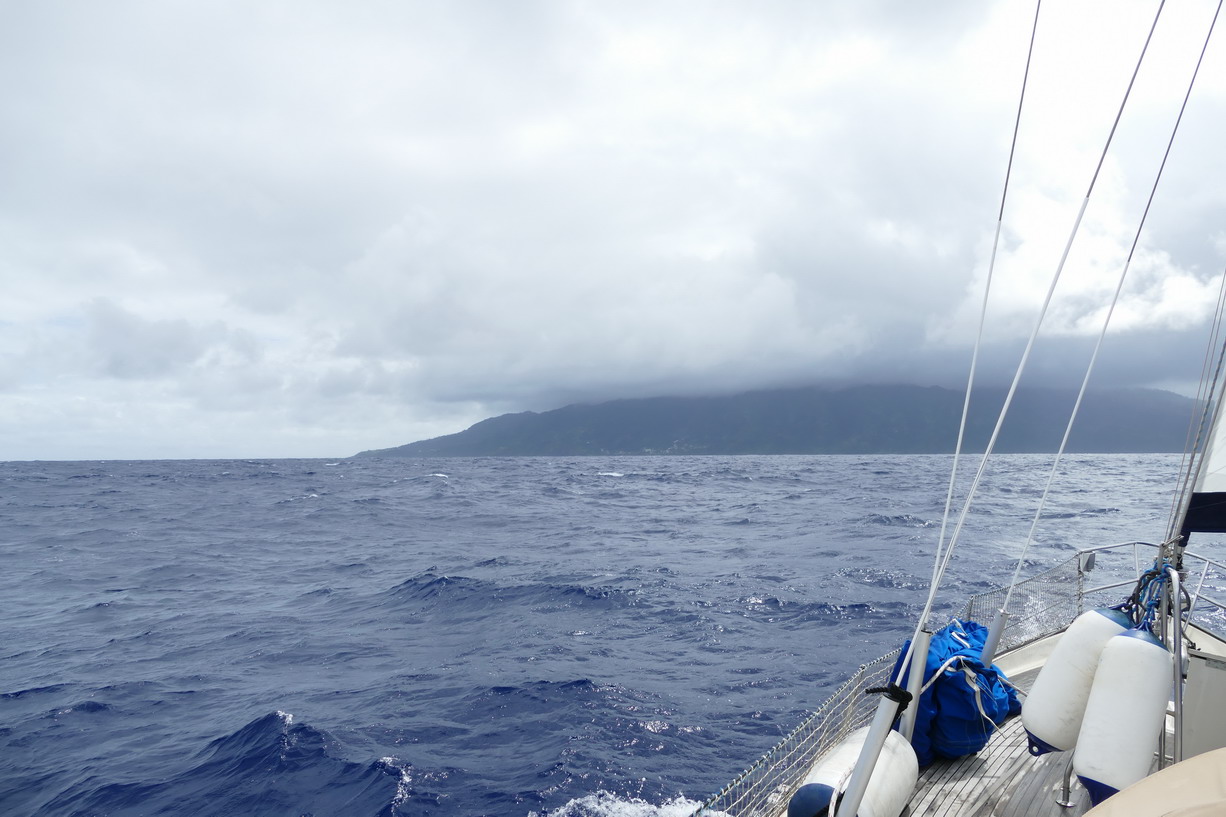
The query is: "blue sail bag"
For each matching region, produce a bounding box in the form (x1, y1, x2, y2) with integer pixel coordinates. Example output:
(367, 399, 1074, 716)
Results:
(891, 619, 1021, 766)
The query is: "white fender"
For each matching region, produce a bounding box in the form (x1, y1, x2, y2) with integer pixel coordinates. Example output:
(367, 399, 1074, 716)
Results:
(1021, 608, 1131, 754)
(1073, 629, 1172, 805)
(784, 726, 918, 817)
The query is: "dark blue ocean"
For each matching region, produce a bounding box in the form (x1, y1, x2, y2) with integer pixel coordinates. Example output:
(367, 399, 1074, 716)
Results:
(1, 454, 1185, 816)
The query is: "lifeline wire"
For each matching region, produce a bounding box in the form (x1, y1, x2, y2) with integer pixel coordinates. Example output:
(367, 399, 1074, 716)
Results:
(1002, 0, 1223, 608)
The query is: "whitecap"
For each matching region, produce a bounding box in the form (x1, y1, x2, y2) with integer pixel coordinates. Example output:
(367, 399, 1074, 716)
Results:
(378, 757, 413, 808)
(528, 791, 707, 817)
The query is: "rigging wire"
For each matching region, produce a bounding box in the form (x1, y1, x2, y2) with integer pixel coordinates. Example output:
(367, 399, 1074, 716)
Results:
(918, 0, 1171, 635)
(1163, 0, 1226, 540)
(1002, 0, 1223, 607)
(1169, 274, 1226, 536)
(836, 6, 1201, 816)
(928, 0, 1044, 632)
(1169, 287, 1223, 529)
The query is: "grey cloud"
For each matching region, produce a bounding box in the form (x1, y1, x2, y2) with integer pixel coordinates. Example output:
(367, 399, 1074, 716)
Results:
(2, 1, 1222, 458)
(86, 299, 223, 379)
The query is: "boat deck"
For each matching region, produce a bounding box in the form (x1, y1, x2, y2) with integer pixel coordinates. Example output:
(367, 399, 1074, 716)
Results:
(910, 702, 1090, 816)
(909, 665, 1158, 817)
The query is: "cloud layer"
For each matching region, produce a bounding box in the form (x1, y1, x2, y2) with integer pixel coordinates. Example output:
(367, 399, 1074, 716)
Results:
(2, 0, 1224, 458)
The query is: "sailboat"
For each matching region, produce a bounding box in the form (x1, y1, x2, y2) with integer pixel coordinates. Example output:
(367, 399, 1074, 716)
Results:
(688, 3, 1226, 816)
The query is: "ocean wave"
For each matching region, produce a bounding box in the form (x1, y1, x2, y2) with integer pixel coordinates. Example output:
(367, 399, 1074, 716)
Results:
(56, 700, 112, 714)
(529, 791, 706, 817)
(4, 454, 1180, 816)
(1043, 507, 1121, 519)
(385, 572, 482, 601)
(862, 513, 933, 527)
(474, 678, 600, 706)
(837, 566, 923, 590)
(736, 596, 904, 627)
(1, 684, 69, 700)
(34, 711, 405, 817)
(378, 572, 642, 615)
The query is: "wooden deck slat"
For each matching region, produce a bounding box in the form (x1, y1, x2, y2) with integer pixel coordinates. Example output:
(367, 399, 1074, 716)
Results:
(907, 668, 1094, 817)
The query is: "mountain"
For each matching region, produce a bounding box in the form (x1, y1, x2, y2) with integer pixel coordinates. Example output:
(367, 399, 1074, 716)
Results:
(353, 385, 1196, 457)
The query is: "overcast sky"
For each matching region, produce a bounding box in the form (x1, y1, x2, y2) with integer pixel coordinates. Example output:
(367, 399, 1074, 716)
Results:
(3, 0, 1224, 460)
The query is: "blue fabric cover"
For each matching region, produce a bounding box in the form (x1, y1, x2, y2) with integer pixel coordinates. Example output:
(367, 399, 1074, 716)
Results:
(891, 619, 1021, 766)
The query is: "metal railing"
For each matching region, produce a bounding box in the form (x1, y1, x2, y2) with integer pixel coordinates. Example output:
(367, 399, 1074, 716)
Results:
(686, 541, 1226, 817)
(687, 648, 899, 817)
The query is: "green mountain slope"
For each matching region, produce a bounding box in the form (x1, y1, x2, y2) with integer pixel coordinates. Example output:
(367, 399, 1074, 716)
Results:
(355, 385, 1195, 457)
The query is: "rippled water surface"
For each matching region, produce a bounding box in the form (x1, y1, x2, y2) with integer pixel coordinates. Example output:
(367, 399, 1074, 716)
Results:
(1, 454, 1188, 815)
